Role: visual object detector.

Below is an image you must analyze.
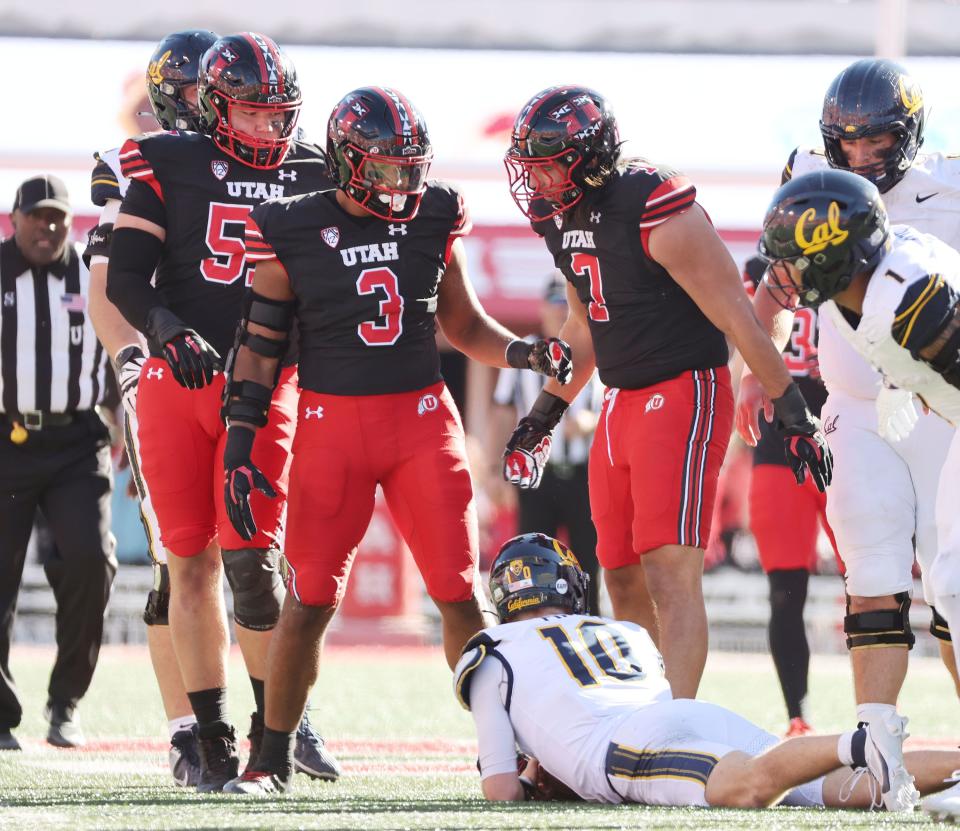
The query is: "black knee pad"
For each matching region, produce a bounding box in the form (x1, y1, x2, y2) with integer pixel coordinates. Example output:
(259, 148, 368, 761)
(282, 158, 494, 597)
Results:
(844, 591, 915, 651)
(931, 606, 952, 642)
(222, 547, 284, 631)
(143, 563, 170, 626)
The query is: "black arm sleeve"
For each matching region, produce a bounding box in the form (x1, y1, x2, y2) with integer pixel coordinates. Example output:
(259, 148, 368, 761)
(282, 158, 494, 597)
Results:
(105, 227, 165, 333)
(118, 180, 167, 227)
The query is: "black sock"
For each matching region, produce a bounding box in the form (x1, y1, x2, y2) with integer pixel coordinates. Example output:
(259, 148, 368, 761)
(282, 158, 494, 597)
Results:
(187, 687, 230, 738)
(767, 568, 811, 720)
(250, 677, 265, 718)
(257, 727, 296, 780)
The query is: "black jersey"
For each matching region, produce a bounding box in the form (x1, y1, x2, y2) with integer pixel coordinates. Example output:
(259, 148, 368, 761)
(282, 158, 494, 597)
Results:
(742, 255, 828, 466)
(246, 182, 470, 395)
(117, 131, 331, 358)
(532, 160, 729, 390)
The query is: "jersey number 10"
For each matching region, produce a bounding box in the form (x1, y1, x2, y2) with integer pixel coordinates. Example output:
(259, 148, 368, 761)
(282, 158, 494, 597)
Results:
(539, 620, 645, 687)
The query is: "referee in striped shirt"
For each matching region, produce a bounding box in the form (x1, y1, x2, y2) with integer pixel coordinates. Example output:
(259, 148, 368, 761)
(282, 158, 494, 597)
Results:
(0, 175, 117, 751)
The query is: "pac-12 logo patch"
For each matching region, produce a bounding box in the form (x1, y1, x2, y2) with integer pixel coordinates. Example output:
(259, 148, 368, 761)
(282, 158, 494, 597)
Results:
(321, 226, 340, 248)
(417, 393, 438, 416)
(211, 160, 229, 180)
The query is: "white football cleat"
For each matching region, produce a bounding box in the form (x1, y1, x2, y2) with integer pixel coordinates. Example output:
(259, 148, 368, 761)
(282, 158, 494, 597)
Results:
(864, 713, 920, 812)
(923, 776, 960, 822)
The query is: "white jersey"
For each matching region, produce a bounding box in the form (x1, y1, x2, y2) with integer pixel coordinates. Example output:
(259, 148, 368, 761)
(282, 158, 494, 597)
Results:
(844, 226, 960, 425)
(454, 614, 669, 802)
(789, 148, 960, 399)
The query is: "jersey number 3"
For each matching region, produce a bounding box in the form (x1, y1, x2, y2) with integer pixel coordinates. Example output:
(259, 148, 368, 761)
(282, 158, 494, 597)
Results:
(539, 620, 645, 687)
(570, 252, 609, 322)
(201, 202, 254, 287)
(357, 267, 404, 346)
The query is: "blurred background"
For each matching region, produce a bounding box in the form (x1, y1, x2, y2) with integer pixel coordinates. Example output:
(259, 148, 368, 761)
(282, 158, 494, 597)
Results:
(7, 0, 958, 654)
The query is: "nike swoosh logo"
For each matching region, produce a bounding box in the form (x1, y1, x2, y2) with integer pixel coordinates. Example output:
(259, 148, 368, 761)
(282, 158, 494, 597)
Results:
(916, 192, 939, 203)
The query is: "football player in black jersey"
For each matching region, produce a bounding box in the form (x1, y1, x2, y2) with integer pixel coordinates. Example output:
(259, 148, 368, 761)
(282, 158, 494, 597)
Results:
(85, 28, 218, 787)
(106, 33, 339, 791)
(500, 86, 832, 700)
(218, 86, 572, 795)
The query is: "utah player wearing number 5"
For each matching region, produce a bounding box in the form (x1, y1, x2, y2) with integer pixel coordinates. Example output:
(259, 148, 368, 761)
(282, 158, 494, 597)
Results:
(501, 86, 832, 699)
(455, 533, 958, 812)
(106, 33, 339, 791)
(219, 86, 572, 795)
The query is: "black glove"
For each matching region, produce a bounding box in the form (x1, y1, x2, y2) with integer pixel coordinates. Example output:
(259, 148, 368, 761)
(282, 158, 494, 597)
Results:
(506, 338, 573, 385)
(146, 306, 222, 390)
(223, 427, 276, 541)
(503, 391, 569, 489)
(773, 382, 833, 492)
(114, 344, 146, 418)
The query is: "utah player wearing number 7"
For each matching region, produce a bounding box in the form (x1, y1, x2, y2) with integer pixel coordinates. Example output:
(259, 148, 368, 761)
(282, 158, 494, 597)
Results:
(501, 86, 832, 700)
(219, 86, 572, 795)
(105, 32, 339, 791)
(456, 533, 959, 812)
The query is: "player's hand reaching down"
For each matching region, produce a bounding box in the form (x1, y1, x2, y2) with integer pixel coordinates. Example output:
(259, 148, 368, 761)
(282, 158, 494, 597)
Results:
(772, 382, 833, 492)
(735, 371, 775, 447)
(223, 427, 276, 540)
(503, 391, 569, 489)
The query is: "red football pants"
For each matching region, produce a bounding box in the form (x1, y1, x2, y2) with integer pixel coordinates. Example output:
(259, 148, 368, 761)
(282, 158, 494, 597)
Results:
(283, 381, 478, 607)
(135, 358, 297, 557)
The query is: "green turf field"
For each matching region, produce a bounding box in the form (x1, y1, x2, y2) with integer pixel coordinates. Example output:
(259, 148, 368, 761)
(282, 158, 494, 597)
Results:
(1, 644, 957, 829)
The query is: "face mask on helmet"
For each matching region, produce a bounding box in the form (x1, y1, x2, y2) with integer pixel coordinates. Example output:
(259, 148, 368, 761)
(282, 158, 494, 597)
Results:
(505, 147, 584, 222)
(198, 33, 302, 170)
(341, 145, 433, 220)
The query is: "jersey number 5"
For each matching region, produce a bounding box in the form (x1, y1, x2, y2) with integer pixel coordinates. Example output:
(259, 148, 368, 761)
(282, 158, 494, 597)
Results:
(539, 620, 645, 687)
(570, 252, 609, 322)
(201, 202, 254, 287)
(357, 267, 404, 346)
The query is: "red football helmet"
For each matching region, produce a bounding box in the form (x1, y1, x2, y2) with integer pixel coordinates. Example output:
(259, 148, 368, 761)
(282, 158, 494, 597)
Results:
(197, 32, 301, 169)
(326, 87, 433, 221)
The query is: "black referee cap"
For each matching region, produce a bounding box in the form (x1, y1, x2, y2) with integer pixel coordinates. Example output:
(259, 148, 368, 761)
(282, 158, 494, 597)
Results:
(13, 175, 71, 216)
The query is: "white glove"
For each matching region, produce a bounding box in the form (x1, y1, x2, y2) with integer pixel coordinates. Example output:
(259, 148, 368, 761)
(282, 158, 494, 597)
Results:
(876, 386, 919, 443)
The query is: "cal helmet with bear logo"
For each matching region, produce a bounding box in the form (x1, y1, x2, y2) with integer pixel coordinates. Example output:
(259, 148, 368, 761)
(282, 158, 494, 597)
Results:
(505, 85, 620, 221)
(489, 533, 590, 622)
(325, 86, 434, 221)
(197, 32, 301, 169)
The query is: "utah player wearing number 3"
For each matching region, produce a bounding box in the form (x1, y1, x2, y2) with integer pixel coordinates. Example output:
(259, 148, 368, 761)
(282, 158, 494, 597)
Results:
(456, 533, 960, 811)
(106, 33, 339, 791)
(219, 86, 572, 795)
(501, 86, 833, 699)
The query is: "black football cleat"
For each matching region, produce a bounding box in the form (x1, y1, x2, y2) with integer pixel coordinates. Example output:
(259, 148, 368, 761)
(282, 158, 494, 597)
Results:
(196, 726, 240, 793)
(245, 711, 264, 775)
(294, 710, 340, 781)
(169, 724, 202, 787)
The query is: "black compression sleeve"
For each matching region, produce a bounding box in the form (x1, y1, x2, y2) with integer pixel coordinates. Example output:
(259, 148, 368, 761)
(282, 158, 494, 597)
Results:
(119, 180, 167, 227)
(106, 227, 165, 333)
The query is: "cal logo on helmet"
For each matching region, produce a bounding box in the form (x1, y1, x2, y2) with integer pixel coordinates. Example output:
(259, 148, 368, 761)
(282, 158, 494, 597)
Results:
(794, 201, 849, 256)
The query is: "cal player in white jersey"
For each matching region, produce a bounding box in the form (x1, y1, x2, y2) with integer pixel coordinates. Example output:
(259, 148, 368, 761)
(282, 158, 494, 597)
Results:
(736, 59, 960, 745)
(757, 167, 960, 819)
(84, 29, 220, 786)
(456, 534, 960, 812)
